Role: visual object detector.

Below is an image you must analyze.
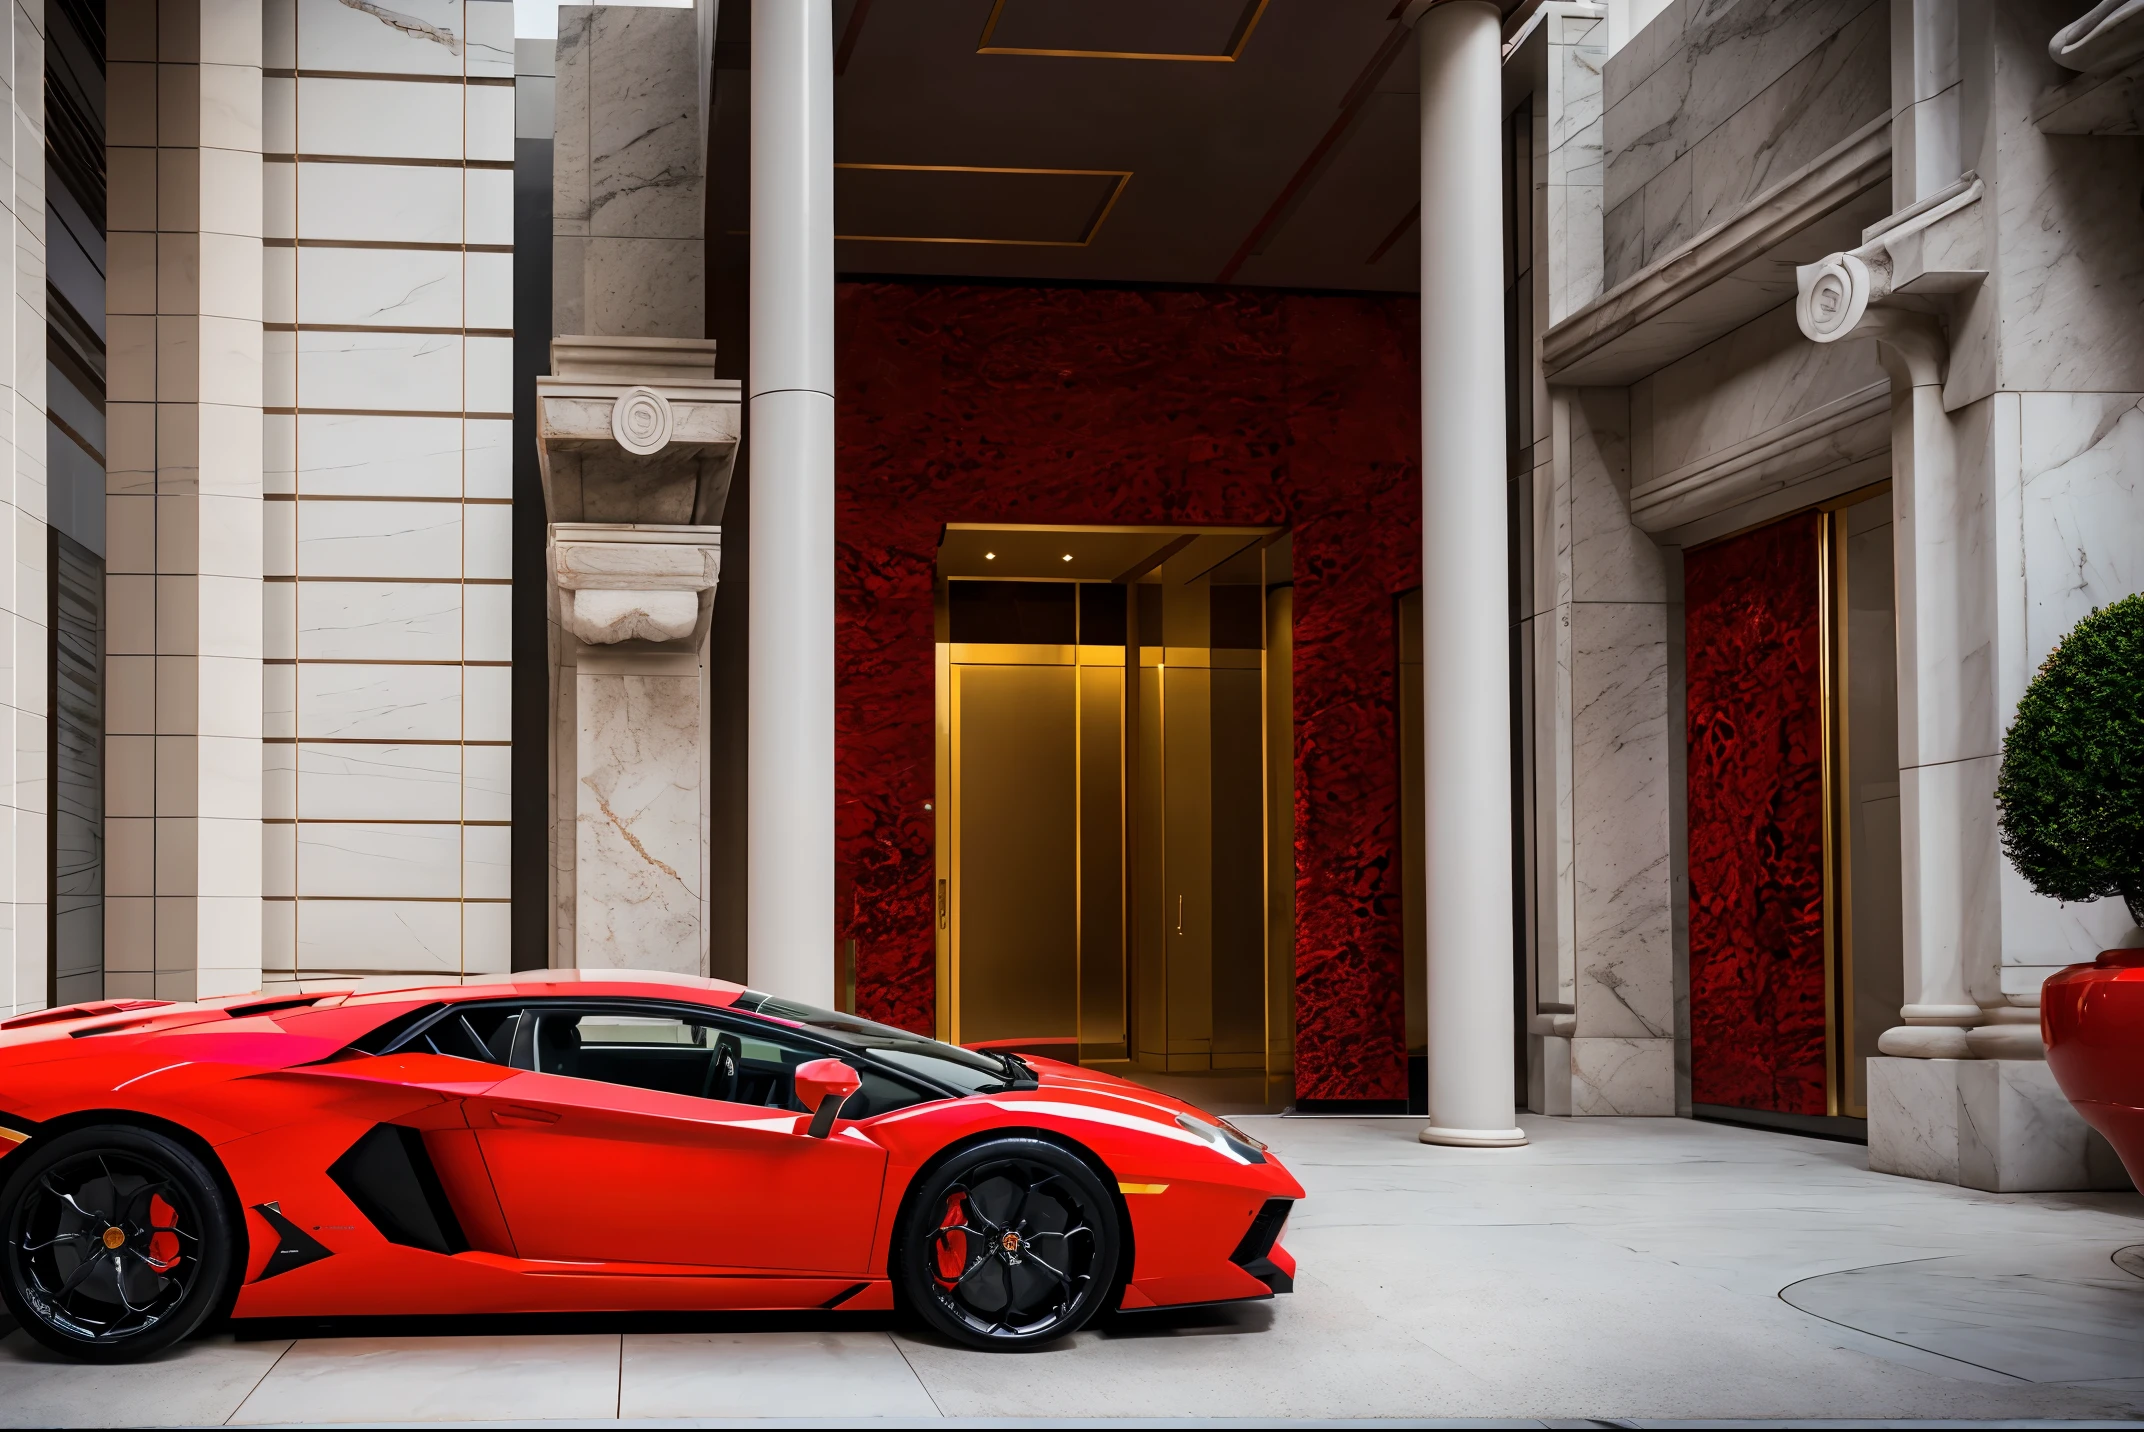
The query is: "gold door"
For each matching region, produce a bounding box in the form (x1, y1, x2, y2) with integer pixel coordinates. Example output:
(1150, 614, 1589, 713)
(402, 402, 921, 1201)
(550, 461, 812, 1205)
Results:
(933, 528, 1294, 1109)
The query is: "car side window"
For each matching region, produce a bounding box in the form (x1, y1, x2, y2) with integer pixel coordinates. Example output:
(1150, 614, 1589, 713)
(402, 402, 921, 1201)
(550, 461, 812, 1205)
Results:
(404, 1005, 521, 1064)
(508, 1002, 934, 1118)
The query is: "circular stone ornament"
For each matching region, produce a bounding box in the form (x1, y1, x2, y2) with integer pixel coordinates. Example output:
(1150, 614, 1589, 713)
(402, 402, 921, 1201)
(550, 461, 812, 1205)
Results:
(1797, 252, 1871, 344)
(611, 386, 675, 455)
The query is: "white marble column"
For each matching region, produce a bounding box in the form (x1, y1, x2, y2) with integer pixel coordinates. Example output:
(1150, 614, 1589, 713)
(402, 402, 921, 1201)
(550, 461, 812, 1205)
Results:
(1410, 0, 1524, 1148)
(746, 0, 835, 1005)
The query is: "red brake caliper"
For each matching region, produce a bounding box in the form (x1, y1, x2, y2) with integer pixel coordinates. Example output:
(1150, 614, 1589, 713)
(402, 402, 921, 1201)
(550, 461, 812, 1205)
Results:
(144, 1194, 181, 1272)
(933, 1192, 968, 1284)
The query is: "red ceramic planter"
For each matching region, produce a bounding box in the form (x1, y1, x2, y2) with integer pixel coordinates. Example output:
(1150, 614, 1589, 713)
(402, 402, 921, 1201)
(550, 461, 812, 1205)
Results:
(2042, 948, 2144, 1187)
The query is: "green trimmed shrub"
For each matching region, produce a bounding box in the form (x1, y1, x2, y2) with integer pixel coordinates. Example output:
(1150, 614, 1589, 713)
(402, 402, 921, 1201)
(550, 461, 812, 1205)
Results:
(1996, 593, 2144, 928)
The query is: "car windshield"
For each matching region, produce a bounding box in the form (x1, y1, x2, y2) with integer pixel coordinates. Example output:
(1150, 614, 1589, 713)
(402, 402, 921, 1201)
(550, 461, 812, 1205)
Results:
(732, 991, 1024, 1095)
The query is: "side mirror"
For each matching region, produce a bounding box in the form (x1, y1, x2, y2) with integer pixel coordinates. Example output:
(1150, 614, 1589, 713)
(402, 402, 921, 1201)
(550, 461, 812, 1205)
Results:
(795, 1058, 861, 1138)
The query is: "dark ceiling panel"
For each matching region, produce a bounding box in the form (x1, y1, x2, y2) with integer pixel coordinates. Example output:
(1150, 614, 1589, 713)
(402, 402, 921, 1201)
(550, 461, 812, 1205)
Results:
(836, 164, 1128, 246)
(977, 0, 1266, 62)
(830, 0, 1422, 293)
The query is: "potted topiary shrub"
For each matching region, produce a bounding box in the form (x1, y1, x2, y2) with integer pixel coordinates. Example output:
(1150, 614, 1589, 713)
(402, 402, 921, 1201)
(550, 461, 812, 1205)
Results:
(2004, 593, 2144, 1187)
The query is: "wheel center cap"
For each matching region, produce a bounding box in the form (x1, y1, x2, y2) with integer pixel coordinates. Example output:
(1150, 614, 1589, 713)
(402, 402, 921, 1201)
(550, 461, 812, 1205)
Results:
(998, 1230, 1023, 1259)
(101, 1226, 125, 1250)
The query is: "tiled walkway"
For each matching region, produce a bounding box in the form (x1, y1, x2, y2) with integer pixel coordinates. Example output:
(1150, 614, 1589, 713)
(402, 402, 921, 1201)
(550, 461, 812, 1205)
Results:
(6, 1114, 2142, 1426)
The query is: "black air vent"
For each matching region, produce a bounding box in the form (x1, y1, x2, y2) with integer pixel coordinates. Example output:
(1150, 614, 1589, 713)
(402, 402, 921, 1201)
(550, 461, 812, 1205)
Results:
(1229, 1198, 1293, 1295)
(326, 1124, 468, 1256)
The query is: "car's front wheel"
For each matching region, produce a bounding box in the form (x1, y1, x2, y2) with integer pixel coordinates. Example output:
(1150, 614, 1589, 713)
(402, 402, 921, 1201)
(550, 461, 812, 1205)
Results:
(896, 1137, 1121, 1350)
(0, 1124, 240, 1362)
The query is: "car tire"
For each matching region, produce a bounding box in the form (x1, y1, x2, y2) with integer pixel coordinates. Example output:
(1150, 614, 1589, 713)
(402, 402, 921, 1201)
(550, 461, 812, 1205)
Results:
(0, 1124, 241, 1363)
(895, 1136, 1121, 1351)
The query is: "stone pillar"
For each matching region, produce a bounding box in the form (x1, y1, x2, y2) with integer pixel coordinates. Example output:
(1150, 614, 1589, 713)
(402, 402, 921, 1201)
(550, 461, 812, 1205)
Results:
(1409, 0, 1524, 1148)
(537, 341, 737, 974)
(105, 0, 264, 1002)
(745, 0, 834, 1005)
(1796, 166, 2128, 1191)
(545, 7, 735, 975)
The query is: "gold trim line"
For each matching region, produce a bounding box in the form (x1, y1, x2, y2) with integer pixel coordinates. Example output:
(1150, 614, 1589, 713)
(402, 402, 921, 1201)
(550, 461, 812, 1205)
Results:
(0, 1126, 28, 1147)
(834, 164, 1131, 248)
(977, 0, 1270, 62)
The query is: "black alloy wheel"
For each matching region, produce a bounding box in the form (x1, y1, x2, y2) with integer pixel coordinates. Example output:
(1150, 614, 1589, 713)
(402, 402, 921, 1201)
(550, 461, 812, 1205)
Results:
(896, 1137, 1120, 1350)
(0, 1125, 239, 1362)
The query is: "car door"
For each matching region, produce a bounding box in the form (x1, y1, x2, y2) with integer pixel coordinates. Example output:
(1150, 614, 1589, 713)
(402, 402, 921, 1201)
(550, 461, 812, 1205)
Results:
(466, 1002, 892, 1274)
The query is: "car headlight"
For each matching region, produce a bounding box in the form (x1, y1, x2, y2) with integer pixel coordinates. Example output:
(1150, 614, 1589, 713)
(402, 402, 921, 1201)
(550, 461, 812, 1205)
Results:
(1175, 1112, 1268, 1164)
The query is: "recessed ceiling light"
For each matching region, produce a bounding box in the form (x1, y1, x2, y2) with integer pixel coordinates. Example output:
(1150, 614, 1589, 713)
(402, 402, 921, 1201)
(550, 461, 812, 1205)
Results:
(1062, 554, 1073, 562)
(985, 552, 995, 560)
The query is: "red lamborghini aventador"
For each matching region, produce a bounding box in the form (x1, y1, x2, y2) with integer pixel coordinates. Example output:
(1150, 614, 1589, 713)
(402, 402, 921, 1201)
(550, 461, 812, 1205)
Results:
(0, 971, 1301, 1361)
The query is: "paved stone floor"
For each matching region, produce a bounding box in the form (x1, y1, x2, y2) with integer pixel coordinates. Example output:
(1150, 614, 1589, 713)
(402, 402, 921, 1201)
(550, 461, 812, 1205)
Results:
(5, 1113, 2143, 1427)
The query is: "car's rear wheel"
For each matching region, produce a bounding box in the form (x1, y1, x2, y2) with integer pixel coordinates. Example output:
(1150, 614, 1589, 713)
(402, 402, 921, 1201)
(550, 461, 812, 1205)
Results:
(0, 1125, 239, 1362)
(896, 1137, 1120, 1350)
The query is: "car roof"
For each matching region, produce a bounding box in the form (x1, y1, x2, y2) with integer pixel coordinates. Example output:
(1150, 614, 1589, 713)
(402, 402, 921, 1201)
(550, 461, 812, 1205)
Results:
(340, 969, 750, 1010)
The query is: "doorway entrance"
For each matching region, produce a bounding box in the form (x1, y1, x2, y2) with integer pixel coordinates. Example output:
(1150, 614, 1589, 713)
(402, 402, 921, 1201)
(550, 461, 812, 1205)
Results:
(933, 525, 1294, 1112)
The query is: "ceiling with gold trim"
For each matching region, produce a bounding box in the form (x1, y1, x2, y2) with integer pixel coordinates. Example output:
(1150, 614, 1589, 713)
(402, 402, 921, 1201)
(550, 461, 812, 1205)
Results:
(713, 1, 1536, 294)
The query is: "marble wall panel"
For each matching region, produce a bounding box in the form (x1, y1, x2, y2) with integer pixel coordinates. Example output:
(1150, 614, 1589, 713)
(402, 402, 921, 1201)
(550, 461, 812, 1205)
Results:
(465, 667, 512, 741)
(1640, 305, 1886, 482)
(1572, 602, 1673, 1044)
(467, 170, 513, 246)
(296, 416, 464, 497)
(296, 500, 462, 577)
(293, 664, 461, 741)
(1601, 0, 1887, 283)
(1686, 1, 1888, 235)
(834, 283, 1420, 1100)
(296, 822, 462, 898)
(293, 0, 467, 76)
(296, 248, 462, 329)
(296, 331, 464, 413)
(467, 253, 513, 330)
(1565, 389, 1657, 603)
(1571, 1035, 1675, 1114)
(464, 505, 513, 579)
(464, 902, 512, 972)
(464, 585, 512, 662)
(465, 744, 512, 821)
(295, 744, 462, 821)
(295, 163, 463, 244)
(296, 80, 466, 162)
(576, 670, 703, 973)
(1683, 511, 1827, 1114)
(295, 898, 463, 973)
(466, 421, 513, 497)
(297, 583, 462, 661)
(1989, 1, 2144, 395)
(585, 6, 702, 239)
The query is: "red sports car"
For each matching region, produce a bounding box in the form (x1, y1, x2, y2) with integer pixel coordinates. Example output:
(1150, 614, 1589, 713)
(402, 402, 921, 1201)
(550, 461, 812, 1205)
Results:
(0, 972, 1301, 1361)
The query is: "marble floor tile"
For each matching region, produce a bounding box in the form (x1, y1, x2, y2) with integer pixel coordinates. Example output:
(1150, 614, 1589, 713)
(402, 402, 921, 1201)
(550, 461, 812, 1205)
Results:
(226, 1333, 621, 1424)
(1782, 1245, 2144, 1384)
(0, 1331, 288, 1428)
(618, 1330, 938, 1419)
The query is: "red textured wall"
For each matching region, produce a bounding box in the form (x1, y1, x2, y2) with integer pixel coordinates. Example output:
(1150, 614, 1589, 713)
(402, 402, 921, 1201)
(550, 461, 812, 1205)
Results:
(1684, 512, 1828, 1115)
(835, 281, 1421, 1101)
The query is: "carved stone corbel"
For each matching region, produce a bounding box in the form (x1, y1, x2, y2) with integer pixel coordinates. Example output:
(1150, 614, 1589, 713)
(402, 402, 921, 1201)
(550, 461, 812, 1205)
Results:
(1795, 173, 1986, 356)
(552, 526, 722, 650)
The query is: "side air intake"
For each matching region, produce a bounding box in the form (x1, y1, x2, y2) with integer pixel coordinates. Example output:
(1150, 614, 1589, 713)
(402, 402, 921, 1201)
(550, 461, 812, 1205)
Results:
(1228, 1198, 1293, 1294)
(326, 1124, 469, 1256)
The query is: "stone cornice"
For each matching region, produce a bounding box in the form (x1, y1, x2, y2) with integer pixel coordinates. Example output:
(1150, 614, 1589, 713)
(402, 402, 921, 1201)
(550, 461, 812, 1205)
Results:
(1541, 115, 1892, 386)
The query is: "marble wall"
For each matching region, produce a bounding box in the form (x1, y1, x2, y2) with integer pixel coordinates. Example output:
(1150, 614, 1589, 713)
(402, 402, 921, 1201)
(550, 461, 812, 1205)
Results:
(258, 0, 515, 985)
(552, 4, 703, 339)
(0, 0, 43, 1015)
(834, 281, 1422, 1103)
(1603, 0, 1890, 286)
(1519, 11, 1676, 1118)
(104, 0, 266, 1003)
